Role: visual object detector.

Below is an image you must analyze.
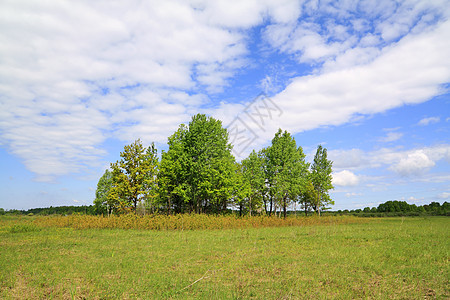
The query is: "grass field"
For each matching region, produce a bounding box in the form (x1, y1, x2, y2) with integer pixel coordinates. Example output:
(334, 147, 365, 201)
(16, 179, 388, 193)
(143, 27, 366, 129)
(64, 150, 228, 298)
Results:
(0, 216, 448, 299)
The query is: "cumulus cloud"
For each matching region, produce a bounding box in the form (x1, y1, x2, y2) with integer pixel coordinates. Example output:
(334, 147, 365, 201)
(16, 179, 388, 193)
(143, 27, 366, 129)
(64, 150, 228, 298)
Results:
(271, 19, 450, 135)
(330, 145, 450, 179)
(437, 192, 450, 199)
(390, 150, 435, 176)
(378, 132, 403, 143)
(418, 116, 440, 126)
(333, 170, 360, 187)
(0, 0, 449, 182)
(328, 149, 366, 170)
(0, 0, 264, 181)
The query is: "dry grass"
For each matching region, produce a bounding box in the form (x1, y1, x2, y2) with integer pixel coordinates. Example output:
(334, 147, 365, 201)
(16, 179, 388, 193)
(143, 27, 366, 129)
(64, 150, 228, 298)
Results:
(31, 214, 368, 230)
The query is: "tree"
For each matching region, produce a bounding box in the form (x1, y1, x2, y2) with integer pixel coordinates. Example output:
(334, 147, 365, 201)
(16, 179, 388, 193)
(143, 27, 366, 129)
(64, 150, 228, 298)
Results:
(109, 139, 158, 213)
(298, 179, 316, 216)
(94, 169, 113, 215)
(310, 145, 334, 216)
(266, 129, 308, 218)
(241, 150, 265, 216)
(158, 114, 235, 214)
(259, 147, 274, 215)
(0, 208, 5, 215)
(232, 162, 252, 216)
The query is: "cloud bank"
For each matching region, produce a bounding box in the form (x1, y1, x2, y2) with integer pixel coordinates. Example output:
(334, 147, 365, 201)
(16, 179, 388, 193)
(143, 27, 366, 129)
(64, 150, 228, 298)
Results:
(0, 0, 449, 181)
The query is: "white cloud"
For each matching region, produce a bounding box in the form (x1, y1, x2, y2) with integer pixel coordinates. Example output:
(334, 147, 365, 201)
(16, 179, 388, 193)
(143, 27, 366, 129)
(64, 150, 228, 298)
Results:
(0, 0, 270, 181)
(333, 170, 360, 187)
(379, 132, 403, 143)
(330, 145, 450, 179)
(399, 196, 423, 203)
(328, 149, 366, 170)
(437, 192, 450, 199)
(345, 192, 363, 198)
(418, 116, 440, 126)
(0, 0, 449, 183)
(390, 150, 436, 176)
(271, 19, 450, 135)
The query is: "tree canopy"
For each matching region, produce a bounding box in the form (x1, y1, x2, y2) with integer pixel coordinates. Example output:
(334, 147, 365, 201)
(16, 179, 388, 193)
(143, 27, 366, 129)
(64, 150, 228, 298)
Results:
(310, 145, 334, 216)
(109, 139, 158, 213)
(94, 114, 335, 216)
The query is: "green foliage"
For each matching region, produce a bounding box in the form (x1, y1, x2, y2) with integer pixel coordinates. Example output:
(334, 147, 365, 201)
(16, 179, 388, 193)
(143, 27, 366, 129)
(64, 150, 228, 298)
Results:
(157, 114, 235, 214)
(266, 129, 309, 218)
(240, 150, 265, 215)
(298, 179, 316, 216)
(310, 145, 334, 215)
(92, 116, 337, 217)
(94, 169, 113, 215)
(329, 200, 450, 217)
(0, 208, 5, 215)
(109, 139, 159, 213)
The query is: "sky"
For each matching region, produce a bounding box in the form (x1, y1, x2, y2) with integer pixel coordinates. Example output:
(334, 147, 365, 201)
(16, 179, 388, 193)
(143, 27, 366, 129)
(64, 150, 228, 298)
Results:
(1, 0, 449, 211)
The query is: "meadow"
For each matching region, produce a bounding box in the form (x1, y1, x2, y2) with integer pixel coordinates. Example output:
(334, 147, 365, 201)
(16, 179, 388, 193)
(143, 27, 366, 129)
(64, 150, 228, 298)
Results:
(0, 215, 448, 299)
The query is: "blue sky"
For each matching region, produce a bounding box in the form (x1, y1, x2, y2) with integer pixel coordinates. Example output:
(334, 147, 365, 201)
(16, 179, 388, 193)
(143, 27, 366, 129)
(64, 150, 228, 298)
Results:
(1, 0, 449, 210)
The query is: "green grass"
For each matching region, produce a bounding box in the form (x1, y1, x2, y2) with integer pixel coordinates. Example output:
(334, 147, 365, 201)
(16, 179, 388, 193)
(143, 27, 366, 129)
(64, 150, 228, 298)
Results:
(0, 216, 448, 299)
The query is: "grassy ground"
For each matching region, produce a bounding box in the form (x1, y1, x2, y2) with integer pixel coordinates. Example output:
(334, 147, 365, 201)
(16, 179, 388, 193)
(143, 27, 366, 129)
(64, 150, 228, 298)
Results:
(0, 216, 448, 299)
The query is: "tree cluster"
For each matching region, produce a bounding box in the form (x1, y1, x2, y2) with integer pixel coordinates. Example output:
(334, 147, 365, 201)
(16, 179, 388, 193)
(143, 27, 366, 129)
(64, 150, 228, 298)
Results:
(94, 114, 334, 217)
(332, 200, 450, 217)
(0, 205, 96, 216)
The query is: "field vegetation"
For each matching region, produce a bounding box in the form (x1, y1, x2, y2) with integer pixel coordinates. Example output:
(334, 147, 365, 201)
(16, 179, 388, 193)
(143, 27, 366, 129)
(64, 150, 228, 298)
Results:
(0, 215, 448, 299)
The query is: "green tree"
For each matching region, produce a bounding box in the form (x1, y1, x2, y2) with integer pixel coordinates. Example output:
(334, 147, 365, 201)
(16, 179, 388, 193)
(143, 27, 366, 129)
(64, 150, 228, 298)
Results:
(241, 150, 265, 216)
(158, 114, 235, 214)
(267, 129, 308, 218)
(0, 208, 5, 215)
(232, 162, 252, 216)
(310, 145, 334, 216)
(109, 139, 158, 214)
(94, 169, 113, 215)
(157, 124, 190, 214)
(298, 178, 316, 216)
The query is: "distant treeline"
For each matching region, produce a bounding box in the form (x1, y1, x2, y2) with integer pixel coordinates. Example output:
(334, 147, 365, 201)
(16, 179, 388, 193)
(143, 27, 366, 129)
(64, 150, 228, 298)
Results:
(1, 200, 448, 217)
(327, 200, 450, 217)
(0, 205, 96, 216)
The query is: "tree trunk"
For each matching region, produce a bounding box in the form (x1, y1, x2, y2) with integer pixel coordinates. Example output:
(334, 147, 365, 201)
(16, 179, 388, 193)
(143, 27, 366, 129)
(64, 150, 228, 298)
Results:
(294, 201, 297, 217)
(317, 191, 321, 217)
(263, 195, 268, 215)
(283, 195, 287, 219)
(168, 195, 171, 215)
(269, 197, 273, 216)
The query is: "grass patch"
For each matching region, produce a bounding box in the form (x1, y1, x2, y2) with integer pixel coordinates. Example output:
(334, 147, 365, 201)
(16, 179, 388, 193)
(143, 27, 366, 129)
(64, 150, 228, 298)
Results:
(7, 224, 41, 234)
(0, 216, 448, 299)
(31, 214, 367, 230)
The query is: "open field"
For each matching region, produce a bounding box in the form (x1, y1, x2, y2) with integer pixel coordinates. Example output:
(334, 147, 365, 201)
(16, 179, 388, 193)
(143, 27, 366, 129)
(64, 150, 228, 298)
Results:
(0, 216, 448, 299)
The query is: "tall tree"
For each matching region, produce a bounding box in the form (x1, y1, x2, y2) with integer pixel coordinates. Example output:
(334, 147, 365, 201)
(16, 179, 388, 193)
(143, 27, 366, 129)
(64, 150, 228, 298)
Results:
(267, 129, 309, 218)
(109, 139, 159, 213)
(94, 169, 113, 215)
(310, 145, 334, 216)
(241, 150, 265, 216)
(298, 177, 316, 216)
(157, 124, 189, 214)
(232, 162, 252, 216)
(158, 114, 235, 214)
